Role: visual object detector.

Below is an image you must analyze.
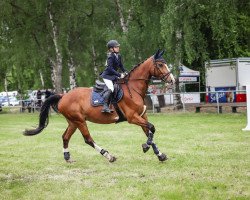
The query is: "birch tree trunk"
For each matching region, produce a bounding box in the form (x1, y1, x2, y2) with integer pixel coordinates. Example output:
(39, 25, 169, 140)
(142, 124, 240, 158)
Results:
(4, 77, 10, 105)
(39, 69, 45, 89)
(50, 64, 56, 91)
(48, 1, 63, 94)
(68, 53, 77, 90)
(114, 0, 132, 33)
(4, 77, 8, 93)
(92, 45, 99, 80)
(174, 30, 183, 110)
(173, 79, 183, 109)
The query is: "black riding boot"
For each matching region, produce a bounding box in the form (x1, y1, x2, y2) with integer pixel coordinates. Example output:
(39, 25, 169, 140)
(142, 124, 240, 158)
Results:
(102, 89, 114, 113)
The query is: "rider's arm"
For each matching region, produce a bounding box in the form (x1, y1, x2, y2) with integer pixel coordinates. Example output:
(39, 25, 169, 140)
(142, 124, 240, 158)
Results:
(118, 55, 127, 73)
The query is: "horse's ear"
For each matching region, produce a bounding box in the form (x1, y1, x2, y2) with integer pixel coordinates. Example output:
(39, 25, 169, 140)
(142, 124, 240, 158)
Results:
(154, 49, 160, 59)
(159, 50, 165, 57)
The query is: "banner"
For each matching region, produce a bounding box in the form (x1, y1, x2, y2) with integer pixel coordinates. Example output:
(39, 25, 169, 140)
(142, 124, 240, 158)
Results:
(181, 93, 200, 103)
(209, 87, 236, 103)
(179, 77, 197, 82)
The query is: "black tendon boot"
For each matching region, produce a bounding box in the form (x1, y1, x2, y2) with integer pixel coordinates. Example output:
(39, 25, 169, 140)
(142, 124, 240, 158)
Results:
(102, 89, 114, 113)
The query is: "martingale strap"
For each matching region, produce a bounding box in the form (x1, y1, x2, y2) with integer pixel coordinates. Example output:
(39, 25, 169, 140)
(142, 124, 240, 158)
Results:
(126, 81, 133, 98)
(113, 103, 127, 123)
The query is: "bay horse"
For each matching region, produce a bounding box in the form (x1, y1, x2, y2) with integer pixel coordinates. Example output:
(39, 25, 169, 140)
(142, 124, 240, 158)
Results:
(24, 50, 175, 162)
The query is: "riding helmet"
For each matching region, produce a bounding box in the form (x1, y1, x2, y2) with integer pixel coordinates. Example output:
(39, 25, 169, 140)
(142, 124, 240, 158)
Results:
(107, 40, 120, 49)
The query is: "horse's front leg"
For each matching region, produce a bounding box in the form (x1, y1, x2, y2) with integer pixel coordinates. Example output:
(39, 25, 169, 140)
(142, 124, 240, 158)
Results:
(143, 122, 167, 161)
(140, 114, 151, 153)
(130, 114, 168, 162)
(141, 126, 151, 153)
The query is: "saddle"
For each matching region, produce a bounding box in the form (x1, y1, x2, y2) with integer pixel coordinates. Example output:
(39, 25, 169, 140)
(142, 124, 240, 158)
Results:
(91, 80, 123, 107)
(93, 80, 106, 92)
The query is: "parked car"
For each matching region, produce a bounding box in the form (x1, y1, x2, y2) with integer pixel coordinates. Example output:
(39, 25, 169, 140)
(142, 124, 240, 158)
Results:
(22, 98, 32, 107)
(1, 97, 20, 106)
(0, 96, 9, 104)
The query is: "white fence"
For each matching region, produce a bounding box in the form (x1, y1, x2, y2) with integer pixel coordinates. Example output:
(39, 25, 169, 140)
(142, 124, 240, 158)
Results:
(0, 90, 247, 114)
(147, 90, 246, 113)
(1, 98, 44, 113)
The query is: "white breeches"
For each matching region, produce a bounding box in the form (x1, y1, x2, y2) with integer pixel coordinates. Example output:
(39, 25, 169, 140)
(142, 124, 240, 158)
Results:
(103, 79, 114, 92)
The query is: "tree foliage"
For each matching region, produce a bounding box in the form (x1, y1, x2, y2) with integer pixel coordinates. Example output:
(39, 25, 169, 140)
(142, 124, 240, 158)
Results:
(0, 0, 249, 92)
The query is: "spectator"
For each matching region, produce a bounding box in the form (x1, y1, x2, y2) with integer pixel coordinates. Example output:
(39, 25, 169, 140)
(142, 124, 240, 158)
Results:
(45, 89, 52, 99)
(37, 90, 42, 107)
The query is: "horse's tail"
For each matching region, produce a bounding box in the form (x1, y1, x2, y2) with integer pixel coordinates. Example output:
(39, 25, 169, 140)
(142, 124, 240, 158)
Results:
(23, 94, 62, 136)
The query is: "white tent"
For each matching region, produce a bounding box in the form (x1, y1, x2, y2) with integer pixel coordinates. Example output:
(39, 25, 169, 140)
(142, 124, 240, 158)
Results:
(179, 65, 200, 77)
(178, 65, 201, 103)
(179, 65, 200, 90)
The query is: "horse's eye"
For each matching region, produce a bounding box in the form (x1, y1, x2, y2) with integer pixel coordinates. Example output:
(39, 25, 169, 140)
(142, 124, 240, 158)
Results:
(158, 64, 163, 68)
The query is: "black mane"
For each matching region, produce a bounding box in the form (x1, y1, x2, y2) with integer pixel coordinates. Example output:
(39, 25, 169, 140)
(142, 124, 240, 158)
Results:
(128, 59, 147, 74)
(127, 49, 166, 75)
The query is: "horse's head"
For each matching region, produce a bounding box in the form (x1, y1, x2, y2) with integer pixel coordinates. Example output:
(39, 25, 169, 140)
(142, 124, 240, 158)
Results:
(151, 50, 175, 84)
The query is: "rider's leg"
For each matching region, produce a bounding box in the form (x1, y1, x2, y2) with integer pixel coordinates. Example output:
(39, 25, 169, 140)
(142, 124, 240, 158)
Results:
(102, 79, 114, 113)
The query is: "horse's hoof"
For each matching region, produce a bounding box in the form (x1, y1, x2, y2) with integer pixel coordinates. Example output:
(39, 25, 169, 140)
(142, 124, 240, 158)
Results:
(109, 156, 117, 162)
(158, 153, 168, 162)
(142, 143, 150, 153)
(64, 152, 71, 161)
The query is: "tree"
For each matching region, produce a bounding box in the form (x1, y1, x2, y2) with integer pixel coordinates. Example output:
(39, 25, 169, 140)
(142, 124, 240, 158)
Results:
(0, 0, 249, 94)
(161, 0, 249, 95)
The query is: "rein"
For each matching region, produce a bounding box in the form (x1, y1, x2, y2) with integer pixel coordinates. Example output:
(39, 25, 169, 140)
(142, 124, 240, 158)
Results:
(118, 74, 151, 98)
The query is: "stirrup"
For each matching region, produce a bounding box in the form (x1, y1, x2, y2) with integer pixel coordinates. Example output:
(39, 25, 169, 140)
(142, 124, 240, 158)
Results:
(101, 104, 114, 113)
(101, 107, 114, 113)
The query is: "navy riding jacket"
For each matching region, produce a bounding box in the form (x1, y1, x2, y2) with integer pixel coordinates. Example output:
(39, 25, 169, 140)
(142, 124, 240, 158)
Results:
(100, 52, 127, 81)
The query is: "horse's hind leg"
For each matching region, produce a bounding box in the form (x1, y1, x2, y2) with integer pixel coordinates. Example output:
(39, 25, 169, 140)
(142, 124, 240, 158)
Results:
(76, 121, 116, 162)
(62, 121, 77, 163)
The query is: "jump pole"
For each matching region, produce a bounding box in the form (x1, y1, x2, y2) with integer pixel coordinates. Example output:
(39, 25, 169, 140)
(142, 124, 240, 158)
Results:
(243, 85, 250, 131)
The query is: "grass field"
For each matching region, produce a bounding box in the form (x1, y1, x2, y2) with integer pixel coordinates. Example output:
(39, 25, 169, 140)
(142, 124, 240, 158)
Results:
(0, 112, 249, 200)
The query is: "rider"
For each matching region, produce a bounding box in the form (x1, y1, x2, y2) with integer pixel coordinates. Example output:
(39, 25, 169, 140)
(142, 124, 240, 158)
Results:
(100, 40, 128, 113)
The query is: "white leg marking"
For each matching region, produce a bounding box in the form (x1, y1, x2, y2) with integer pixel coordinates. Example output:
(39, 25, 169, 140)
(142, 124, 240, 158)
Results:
(103, 152, 112, 160)
(63, 148, 69, 153)
(94, 143, 102, 153)
(157, 151, 163, 156)
(94, 143, 113, 161)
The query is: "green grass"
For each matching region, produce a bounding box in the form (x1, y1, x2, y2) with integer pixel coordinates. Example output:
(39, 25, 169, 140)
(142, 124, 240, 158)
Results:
(0, 112, 249, 200)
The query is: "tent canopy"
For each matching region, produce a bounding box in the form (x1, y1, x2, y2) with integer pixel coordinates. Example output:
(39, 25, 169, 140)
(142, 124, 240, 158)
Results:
(179, 65, 200, 77)
(178, 65, 200, 92)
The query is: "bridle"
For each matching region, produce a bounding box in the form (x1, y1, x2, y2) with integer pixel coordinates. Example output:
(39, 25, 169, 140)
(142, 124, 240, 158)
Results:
(118, 58, 174, 98)
(152, 59, 172, 84)
(120, 58, 173, 84)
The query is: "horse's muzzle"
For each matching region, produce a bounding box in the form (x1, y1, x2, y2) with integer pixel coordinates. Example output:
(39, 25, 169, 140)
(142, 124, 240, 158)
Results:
(163, 73, 175, 85)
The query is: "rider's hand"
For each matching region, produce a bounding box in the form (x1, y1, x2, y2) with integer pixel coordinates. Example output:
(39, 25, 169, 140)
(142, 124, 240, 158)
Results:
(120, 73, 125, 79)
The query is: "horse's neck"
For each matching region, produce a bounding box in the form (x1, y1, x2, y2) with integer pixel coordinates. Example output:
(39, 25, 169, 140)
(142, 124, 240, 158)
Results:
(130, 58, 152, 80)
(129, 58, 152, 97)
